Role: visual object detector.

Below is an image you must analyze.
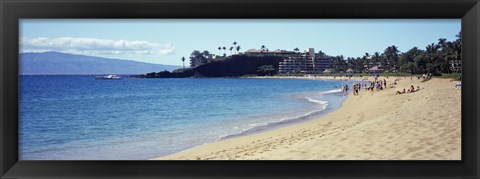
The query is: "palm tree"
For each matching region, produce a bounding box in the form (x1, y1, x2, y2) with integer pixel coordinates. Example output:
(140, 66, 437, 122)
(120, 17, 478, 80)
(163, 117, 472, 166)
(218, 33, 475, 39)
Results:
(363, 52, 371, 69)
(202, 50, 211, 63)
(229, 46, 234, 55)
(294, 47, 300, 57)
(425, 43, 440, 74)
(233, 41, 238, 53)
(236, 45, 241, 54)
(373, 52, 381, 65)
(222, 46, 226, 54)
(426, 43, 439, 55)
(181, 56, 185, 69)
(218, 47, 221, 55)
(455, 31, 461, 45)
(317, 50, 326, 58)
(261, 45, 266, 52)
(440, 39, 452, 73)
(384, 45, 400, 72)
(452, 32, 462, 73)
(438, 38, 447, 49)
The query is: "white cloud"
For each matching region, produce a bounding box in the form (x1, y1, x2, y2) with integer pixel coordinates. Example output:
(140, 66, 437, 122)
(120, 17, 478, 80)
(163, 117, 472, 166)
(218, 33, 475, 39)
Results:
(20, 37, 175, 56)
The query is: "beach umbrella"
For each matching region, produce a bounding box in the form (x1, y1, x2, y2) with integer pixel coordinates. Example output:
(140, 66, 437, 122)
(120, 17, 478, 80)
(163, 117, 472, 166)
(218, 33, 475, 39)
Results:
(324, 69, 335, 74)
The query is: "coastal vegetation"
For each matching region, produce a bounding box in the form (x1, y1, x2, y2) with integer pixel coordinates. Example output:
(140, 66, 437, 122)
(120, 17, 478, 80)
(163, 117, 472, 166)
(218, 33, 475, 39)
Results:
(329, 32, 461, 75)
(136, 32, 461, 78)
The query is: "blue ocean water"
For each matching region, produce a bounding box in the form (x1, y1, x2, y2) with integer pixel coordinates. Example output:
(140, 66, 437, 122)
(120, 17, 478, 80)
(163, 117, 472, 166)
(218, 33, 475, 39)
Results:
(19, 76, 349, 160)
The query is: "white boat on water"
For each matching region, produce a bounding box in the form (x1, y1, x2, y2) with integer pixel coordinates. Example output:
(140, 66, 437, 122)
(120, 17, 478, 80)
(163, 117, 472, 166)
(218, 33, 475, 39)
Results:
(95, 74, 121, 80)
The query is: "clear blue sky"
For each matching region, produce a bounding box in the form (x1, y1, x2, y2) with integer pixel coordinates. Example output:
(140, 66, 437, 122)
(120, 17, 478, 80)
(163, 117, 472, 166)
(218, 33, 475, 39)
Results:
(20, 19, 461, 65)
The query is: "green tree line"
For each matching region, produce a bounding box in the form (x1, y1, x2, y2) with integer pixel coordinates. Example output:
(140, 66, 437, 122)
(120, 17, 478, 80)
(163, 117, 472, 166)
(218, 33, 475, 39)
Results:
(328, 32, 461, 75)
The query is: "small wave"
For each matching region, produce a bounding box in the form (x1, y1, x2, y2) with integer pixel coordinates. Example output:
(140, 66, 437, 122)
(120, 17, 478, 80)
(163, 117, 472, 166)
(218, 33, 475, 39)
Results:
(214, 89, 342, 143)
(305, 97, 328, 105)
(217, 106, 329, 141)
(321, 88, 343, 94)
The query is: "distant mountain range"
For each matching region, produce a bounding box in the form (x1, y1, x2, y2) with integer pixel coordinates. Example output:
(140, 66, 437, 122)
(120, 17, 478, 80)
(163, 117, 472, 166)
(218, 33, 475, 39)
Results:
(20, 52, 181, 75)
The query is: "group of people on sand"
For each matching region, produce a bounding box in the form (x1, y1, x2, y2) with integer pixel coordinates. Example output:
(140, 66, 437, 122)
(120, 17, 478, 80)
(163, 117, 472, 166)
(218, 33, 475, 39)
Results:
(364, 79, 387, 92)
(336, 76, 423, 96)
(341, 78, 389, 96)
(396, 85, 420, 95)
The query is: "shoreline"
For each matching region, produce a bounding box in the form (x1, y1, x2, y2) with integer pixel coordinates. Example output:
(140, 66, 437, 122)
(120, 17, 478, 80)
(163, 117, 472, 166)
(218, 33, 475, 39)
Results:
(152, 76, 461, 160)
(216, 90, 347, 142)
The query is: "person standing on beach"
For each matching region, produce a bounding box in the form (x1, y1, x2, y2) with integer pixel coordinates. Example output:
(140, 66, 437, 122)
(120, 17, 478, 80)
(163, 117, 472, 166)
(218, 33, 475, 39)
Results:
(384, 79, 387, 88)
(355, 84, 359, 95)
(353, 84, 357, 95)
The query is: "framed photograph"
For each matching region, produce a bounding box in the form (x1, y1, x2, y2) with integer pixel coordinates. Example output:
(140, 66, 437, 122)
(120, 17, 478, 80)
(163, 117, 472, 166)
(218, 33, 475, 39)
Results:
(1, 0, 479, 178)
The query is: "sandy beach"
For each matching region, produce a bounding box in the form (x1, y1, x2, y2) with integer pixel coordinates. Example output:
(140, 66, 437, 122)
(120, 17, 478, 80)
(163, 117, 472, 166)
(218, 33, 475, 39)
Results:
(153, 76, 461, 160)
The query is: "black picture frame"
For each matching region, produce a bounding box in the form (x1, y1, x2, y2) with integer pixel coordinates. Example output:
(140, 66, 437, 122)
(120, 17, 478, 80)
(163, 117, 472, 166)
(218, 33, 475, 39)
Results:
(1, 0, 479, 178)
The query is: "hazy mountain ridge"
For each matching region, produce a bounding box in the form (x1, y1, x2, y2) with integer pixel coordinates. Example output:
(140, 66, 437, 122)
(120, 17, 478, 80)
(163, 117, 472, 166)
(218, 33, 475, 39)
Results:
(20, 52, 181, 75)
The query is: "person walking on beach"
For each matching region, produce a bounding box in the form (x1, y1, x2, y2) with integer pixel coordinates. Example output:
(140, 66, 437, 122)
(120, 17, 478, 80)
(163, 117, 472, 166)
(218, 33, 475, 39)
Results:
(344, 84, 349, 95)
(384, 79, 387, 88)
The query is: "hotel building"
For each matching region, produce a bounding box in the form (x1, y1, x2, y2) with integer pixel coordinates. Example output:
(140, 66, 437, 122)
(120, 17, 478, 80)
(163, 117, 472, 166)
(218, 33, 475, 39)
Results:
(278, 48, 331, 74)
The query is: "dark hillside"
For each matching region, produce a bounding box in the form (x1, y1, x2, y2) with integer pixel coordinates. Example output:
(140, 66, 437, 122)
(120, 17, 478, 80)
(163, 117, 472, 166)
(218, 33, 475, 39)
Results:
(194, 55, 284, 77)
(134, 55, 285, 78)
